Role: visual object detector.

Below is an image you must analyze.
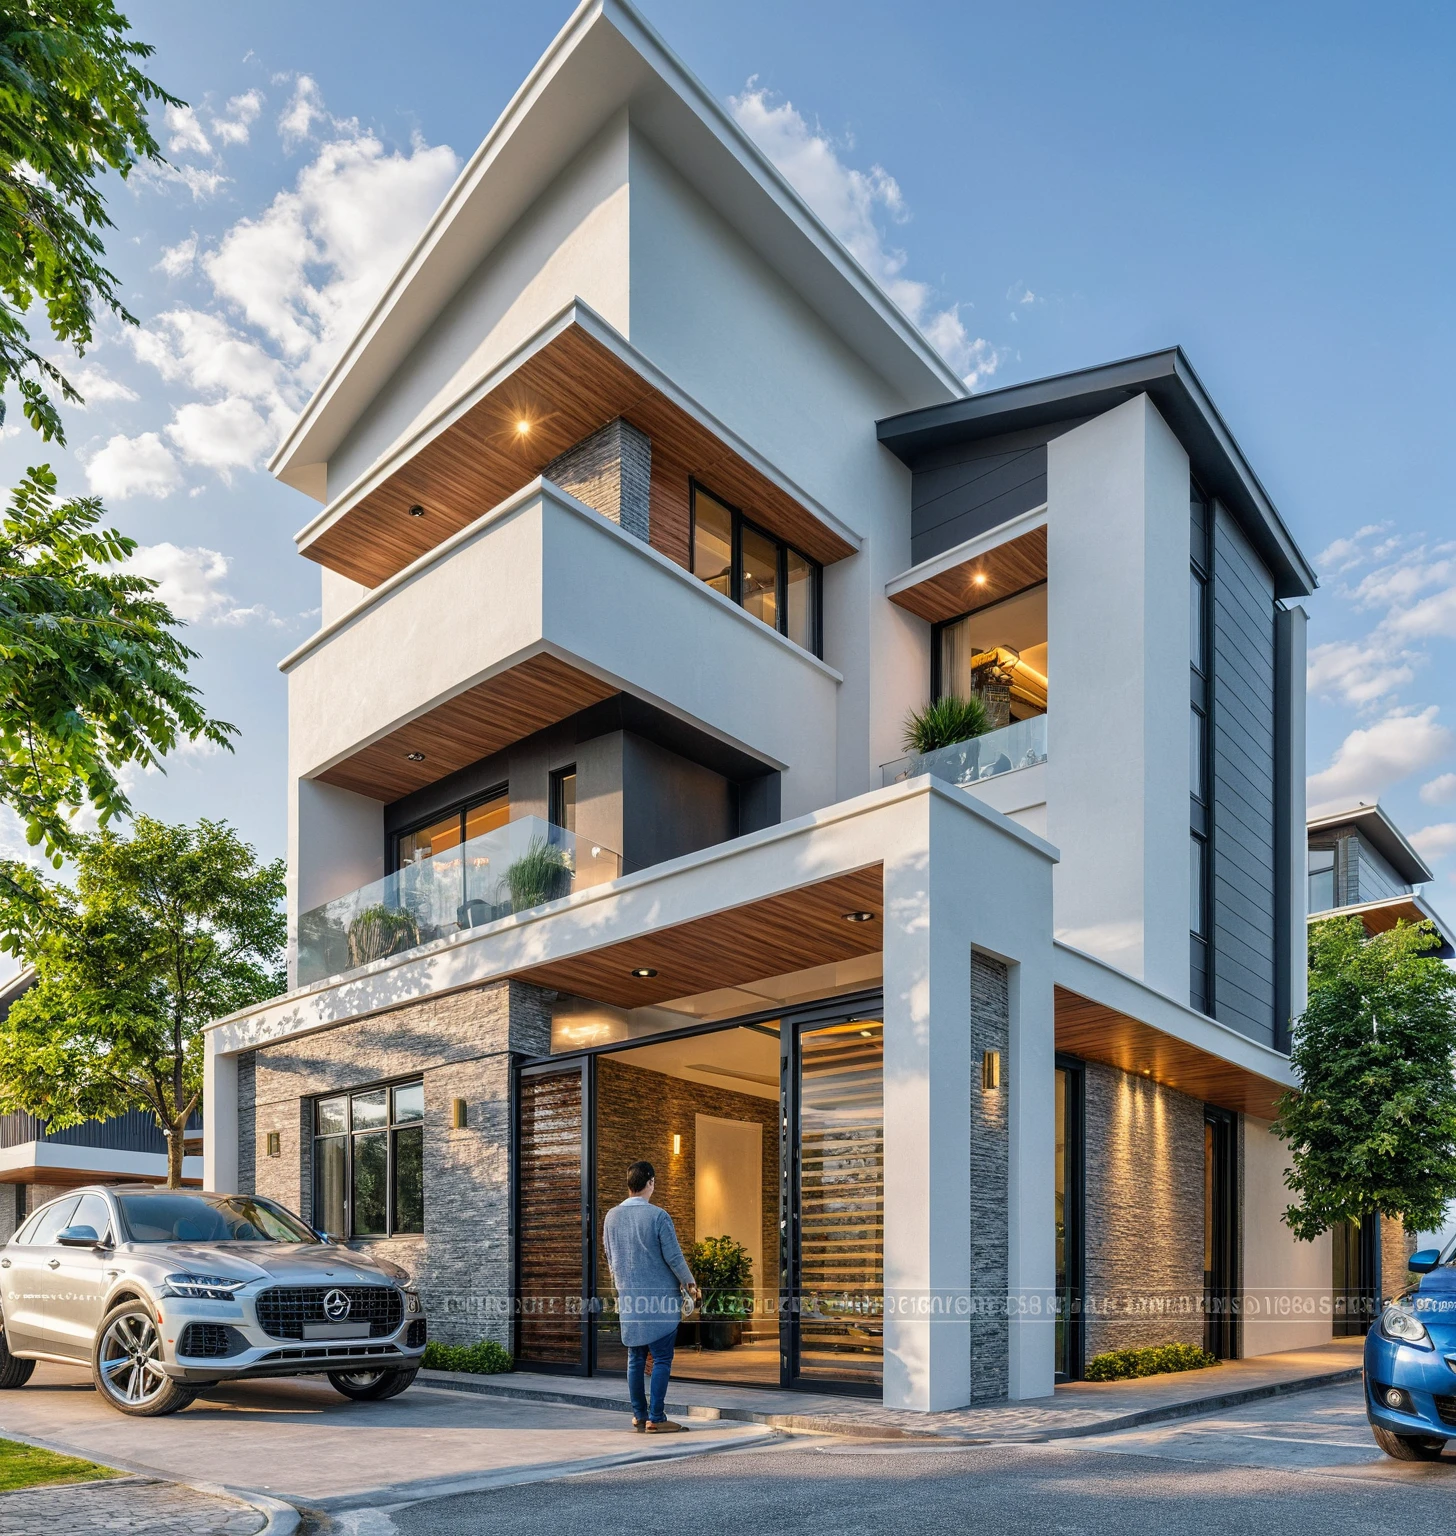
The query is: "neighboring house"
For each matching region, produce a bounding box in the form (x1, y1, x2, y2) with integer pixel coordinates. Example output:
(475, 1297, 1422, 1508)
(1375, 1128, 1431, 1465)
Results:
(0, 970, 203, 1241)
(1306, 803, 1456, 1324)
(204, 0, 1324, 1411)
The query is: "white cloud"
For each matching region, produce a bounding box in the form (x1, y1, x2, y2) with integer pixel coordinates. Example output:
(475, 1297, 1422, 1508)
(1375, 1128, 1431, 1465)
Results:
(69, 366, 138, 406)
(1381, 582, 1456, 643)
(1306, 706, 1452, 810)
(124, 541, 277, 627)
(1412, 823, 1456, 863)
(729, 83, 998, 387)
(165, 396, 276, 473)
(1306, 638, 1418, 708)
(278, 75, 328, 148)
(1316, 523, 1395, 575)
(1421, 773, 1456, 806)
(132, 308, 291, 411)
(155, 234, 198, 278)
(212, 89, 264, 147)
(175, 164, 228, 200)
(165, 104, 212, 157)
(84, 432, 182, 500)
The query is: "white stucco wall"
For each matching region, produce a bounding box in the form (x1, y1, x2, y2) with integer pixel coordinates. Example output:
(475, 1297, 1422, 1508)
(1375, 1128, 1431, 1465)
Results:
(1241, 1113, 1333, 1355)
(1045, 395, 1191, 997)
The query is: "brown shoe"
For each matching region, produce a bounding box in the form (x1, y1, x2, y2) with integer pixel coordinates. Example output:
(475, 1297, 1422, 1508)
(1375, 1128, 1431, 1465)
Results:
(632, 1418, 646, 1432)
(645, 1419, 686, 1434)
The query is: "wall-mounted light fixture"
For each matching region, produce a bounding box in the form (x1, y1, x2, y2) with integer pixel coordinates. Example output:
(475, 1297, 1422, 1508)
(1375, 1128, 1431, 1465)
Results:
(672, 1133, 681, 1156)
(451, 1098, 468, 1129)
(982, 1050, 1001, 1091)
(266, 1131, 281, 1158)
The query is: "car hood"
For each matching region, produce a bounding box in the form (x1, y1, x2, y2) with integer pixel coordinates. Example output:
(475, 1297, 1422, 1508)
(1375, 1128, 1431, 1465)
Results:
(133, 1242, 406, 1286)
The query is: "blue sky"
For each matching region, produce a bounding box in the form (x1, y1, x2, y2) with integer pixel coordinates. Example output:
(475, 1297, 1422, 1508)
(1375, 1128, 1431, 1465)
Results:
(1, 0, 1452, 909)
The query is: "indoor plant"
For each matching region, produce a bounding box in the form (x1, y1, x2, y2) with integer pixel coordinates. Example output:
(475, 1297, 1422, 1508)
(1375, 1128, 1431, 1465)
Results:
(689, 1235, 753, 1349)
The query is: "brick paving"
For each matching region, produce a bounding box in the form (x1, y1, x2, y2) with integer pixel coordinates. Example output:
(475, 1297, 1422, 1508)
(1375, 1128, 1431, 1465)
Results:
(0, 1475, 264, 1535)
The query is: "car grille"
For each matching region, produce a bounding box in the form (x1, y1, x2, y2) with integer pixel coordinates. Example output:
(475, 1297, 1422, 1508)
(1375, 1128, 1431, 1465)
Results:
(406, 1319, 427, 1349)
(177, 1323, 247, 1359)
(254, 1285, 403, 1340)
(1432, 1394, 1456, 1427)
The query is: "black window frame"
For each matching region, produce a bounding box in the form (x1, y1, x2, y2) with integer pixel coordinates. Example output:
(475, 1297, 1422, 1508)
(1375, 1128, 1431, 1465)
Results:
(689, 480, 823, 658)
(549, 764, 577, 833)
(311, 1075, 426, 1240)
(1054, 1053, 1086, 1382)
(929, 579, 1050, 704)
(1190, 482, 1214, 1016)
(390, 783, 509, 877)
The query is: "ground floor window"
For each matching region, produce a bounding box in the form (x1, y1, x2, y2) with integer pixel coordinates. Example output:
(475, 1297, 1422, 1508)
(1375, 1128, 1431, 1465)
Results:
(1203, 1106, 1239, 1358)
(1054, 1056, 1084, 1381)
(313, 1079, 425, 1238)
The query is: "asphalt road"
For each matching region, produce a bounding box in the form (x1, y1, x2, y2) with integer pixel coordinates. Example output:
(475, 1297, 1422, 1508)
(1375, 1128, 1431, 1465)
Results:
(380, 1381, 1456, 1536)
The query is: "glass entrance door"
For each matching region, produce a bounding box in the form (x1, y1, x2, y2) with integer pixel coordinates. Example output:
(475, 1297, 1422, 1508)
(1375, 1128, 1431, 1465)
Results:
(1203, 1106, 1238, 1359)
(787, 1017, 884, 1390)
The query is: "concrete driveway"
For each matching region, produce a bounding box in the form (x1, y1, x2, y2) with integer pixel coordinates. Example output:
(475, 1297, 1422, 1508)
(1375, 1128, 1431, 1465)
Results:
(1, 1363, 773, 1515)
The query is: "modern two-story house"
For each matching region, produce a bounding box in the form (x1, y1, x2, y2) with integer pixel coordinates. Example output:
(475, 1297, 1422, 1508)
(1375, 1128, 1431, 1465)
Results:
(204, 0, 1328, 1411)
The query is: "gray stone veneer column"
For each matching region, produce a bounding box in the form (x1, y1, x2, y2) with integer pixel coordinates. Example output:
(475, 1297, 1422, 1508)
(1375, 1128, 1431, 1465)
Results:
(544, 417, 651, 543)
(970, 951, 1010, 1401)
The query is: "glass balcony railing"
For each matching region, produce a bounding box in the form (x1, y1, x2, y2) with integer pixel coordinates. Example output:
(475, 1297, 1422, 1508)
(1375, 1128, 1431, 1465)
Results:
(296, 815, 620, 988)
(881, 713, 1047, 791)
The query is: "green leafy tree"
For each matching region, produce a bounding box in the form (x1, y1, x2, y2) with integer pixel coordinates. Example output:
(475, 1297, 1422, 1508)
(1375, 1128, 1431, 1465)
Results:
(0, 817, 285, 1187)
(0, 0, 178, 440)
(1273, 916, 1456, 1241)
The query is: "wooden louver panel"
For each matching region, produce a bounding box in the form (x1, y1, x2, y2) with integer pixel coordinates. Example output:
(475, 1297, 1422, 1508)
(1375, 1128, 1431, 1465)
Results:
(517, 1068, 586, 1367)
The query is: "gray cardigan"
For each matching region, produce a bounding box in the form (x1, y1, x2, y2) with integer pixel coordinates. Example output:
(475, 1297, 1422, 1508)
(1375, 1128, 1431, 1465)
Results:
(602, 1196, 696, 1346)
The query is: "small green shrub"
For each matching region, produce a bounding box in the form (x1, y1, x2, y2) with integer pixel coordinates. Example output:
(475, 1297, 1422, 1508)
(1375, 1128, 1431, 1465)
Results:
(1083, 1343, 1219, 1382)
(690, 1234, 753, 1319)
(422, 1338, 513, 1374)
(902, 694, 990, 755)
(505, 837, 573, 910)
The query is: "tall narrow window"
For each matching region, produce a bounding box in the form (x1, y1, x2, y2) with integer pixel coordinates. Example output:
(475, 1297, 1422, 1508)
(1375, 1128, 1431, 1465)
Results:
(549, 766, 577, 834)
(689, 483, 822, 656)
(1307, 846, 1336, 914)
(312, 1080, 425, 1238)
(1190, 484, 1213, 1015)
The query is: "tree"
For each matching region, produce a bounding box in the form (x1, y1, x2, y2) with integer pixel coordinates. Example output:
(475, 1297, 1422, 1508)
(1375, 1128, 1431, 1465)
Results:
(0, 817, 285, 1186)
(1273, 915, 1456, 1241)
(0, 0, 178, 440)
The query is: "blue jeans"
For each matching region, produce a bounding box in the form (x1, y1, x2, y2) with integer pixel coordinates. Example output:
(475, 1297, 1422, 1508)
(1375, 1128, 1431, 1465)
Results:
(626, 1327, 677, 1423)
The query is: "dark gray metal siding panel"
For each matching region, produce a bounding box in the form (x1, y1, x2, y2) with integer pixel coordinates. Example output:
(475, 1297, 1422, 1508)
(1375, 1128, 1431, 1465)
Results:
(0, 1106, 198, 1153)
(1212, 503, 1277, 1047)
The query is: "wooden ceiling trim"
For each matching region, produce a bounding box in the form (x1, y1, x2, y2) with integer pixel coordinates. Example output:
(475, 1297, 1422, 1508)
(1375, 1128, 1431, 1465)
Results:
(1054, 985, 1287, 1118)
(514, 865, 884, 1009)
(304, 324, 853, 588)
(889, 525, 1047, 625)
(314, 652, 617, 800)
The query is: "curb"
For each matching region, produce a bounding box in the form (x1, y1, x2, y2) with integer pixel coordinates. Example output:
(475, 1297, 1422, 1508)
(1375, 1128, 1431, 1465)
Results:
(0, 1425, 299, 1534)
(417, 1362, 1366, 1444)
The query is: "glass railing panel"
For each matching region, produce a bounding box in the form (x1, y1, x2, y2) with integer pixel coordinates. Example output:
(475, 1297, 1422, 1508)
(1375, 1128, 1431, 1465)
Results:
(296, 815, 620, 988)
(881, 712, 1047, 791)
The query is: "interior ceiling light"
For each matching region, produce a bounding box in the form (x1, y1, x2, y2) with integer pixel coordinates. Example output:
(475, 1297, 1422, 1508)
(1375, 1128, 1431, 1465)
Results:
(630, 966, 657, 978)
(405, 751, 426, 762)
(843, 910, 875, 923)
(408, 504, 425, 518)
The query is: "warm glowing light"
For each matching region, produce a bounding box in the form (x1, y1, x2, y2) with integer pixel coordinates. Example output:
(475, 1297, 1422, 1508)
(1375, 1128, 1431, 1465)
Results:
(672, 1133, 681, 1155)
(515, 419, 531, 436)
(973, 572, 988, 585)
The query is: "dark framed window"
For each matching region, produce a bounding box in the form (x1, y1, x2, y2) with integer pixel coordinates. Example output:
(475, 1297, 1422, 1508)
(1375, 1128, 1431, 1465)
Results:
(313, 1079, 425, 1238)
(690, 483, 822, 656)
(1190, 484, 1214, 1015)
(1308, 845, 1337, 915)
(394, 786, 509, 874)
(549, 766, 577, 833)
(1054, 1055, 1085, 1381)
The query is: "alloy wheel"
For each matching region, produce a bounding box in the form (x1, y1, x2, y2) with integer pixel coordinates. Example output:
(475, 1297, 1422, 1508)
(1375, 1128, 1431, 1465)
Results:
(98, 1311, 168, 1407)
(333, 1369, 385, 1388)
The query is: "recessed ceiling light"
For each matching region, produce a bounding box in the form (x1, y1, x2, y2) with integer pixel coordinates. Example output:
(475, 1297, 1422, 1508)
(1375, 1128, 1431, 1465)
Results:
(408, 504, 425, 518)
(630, 966, 657, 978)
(973, 572, 988, 585)
(843, 910, 875, 923)
(515, 419, 531, 436)
(405, 751, 426, 762)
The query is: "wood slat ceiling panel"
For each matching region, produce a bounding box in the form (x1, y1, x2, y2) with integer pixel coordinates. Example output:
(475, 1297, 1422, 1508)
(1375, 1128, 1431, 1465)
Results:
(314, 652, 617, 800)
(306, 324, 853, 587)
(1054, 985, 1287, 1118)
(516, 866, 884, 1009)
(889, 525, 1047, 624)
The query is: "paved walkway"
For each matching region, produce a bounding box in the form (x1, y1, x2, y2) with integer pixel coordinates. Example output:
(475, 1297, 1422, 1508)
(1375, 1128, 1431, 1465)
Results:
(0, 1475, 264, 1536)
(421, 1337, 1367, 1440)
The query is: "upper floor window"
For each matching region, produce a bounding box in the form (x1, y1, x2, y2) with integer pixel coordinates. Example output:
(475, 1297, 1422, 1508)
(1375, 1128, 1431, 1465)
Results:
(313, 1080, 424, 1239)
(933, 583, 1048, 730)
(691, 484, 821, 656)
(1308, 847, 1336, 914)
(395, 786, 508, 872)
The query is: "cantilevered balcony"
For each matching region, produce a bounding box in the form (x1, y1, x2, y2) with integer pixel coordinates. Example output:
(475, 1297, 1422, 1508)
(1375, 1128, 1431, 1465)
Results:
(881, 714, 1047, 791)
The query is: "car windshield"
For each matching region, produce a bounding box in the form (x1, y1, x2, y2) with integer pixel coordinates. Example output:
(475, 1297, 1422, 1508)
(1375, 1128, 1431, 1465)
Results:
(116, 1193, 316, 1244)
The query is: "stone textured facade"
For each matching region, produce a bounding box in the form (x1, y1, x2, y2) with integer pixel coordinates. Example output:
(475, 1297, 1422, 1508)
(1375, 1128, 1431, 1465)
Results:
(545, 417, 651, 544)
(1082, 1063, 1206, 1357)
(969, 952, 1010, 1401)
(241, 979, 552, 1348)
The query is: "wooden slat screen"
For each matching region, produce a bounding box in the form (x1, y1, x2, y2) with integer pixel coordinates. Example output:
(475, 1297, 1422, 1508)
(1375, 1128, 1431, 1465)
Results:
(797, 1021, 883, 1386)
(517, 1068, 585, 1367)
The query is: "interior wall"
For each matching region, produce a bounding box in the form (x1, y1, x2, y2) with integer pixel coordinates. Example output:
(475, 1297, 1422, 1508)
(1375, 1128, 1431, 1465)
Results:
(695, 1112, 764, 1295)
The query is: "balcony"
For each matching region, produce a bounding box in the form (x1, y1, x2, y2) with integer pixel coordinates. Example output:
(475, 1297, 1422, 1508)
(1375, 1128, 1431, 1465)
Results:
(297, 815, 620, 988)
(881, 714, 1047, 791)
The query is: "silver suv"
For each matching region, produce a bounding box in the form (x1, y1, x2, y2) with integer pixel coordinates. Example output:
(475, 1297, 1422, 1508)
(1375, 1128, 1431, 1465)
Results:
(0, 1185, 427, 1416)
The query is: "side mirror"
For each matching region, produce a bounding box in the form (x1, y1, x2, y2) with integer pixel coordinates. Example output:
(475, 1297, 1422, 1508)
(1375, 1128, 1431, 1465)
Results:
(56, 1224, 100, 1248)
(1409, 1248, 1442, 1274)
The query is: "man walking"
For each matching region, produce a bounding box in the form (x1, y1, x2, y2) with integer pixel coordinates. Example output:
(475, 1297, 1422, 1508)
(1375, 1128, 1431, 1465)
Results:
(602, 1159, 699, 1433)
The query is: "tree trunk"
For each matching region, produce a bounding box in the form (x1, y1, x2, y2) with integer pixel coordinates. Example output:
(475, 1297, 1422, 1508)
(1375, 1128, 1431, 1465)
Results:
(167, 1115, 186, 1189)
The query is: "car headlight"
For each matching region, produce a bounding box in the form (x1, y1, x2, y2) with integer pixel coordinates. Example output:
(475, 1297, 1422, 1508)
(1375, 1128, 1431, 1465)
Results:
(161, 1272, 249, 1301)
(1380, 1304, 1433, 1349)
(404, 1289, 423, 1314)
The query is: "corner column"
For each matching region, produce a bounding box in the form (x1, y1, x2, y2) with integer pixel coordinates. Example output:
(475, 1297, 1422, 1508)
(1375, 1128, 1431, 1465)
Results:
(203, 1032, 238, 1193)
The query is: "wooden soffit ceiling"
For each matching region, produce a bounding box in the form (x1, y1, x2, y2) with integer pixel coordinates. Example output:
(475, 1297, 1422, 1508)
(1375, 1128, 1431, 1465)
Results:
(1054, 986, 1287, 1119)
(315, 652, 617, 801)
(516, 865, 884, 1009)
(306, 323, 854, 588)
(889, 525, 1046, 625)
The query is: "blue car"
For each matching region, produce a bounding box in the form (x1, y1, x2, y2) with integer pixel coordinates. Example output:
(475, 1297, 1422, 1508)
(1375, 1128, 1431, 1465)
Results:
(1365, 1245, 1456, 1459)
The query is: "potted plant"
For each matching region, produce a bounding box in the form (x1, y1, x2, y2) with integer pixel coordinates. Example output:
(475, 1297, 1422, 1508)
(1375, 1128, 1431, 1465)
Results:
(504, 837, 573, 912)
(689, 1235, 753, 1349)
(901, 694, 990, 756)
(346, 904, 421, 968)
